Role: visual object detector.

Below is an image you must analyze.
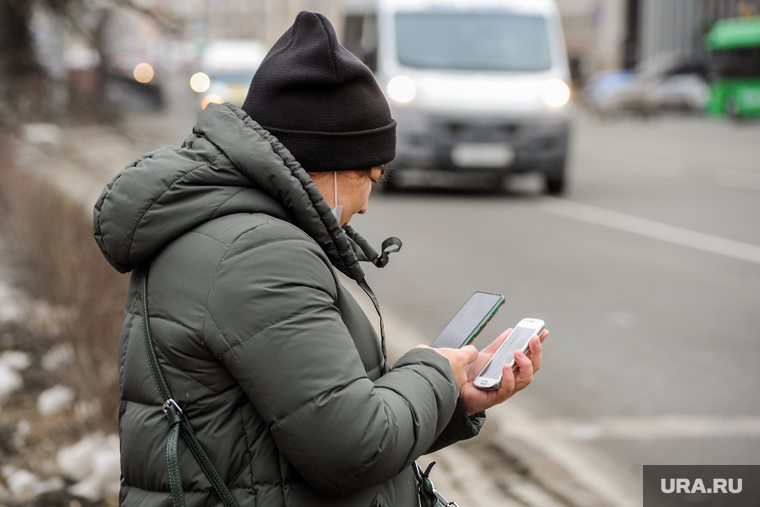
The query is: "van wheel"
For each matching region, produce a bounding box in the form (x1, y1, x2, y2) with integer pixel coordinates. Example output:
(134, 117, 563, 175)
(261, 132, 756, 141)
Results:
(545, 168, 566, 195)
(546, 176, 565, 195)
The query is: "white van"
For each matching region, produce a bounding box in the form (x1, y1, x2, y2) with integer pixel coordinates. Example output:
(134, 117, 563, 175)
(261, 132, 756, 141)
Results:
(342, 0, 573, 193)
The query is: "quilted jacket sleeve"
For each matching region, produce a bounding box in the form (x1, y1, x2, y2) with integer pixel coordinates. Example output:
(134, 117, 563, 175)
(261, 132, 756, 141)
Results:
(426, 397, 485, 454)
(203, 228, 460, 496)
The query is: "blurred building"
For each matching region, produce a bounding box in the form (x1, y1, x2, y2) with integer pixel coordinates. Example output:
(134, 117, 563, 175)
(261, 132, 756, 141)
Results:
(163, 0, 342, 45)
(553, 0, 760, 85)
(555, 0, 626, 84)
(630, 0, 760, 72)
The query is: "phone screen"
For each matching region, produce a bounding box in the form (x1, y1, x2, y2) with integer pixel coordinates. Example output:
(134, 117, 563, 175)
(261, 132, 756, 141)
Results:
(430, 292, 504, 348)
(478, 326, 536, 379)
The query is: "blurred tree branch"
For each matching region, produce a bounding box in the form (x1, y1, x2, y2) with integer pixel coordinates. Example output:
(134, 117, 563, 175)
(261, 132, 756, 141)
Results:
(113, 0, 184, 37)
(0, 0, 183, 131)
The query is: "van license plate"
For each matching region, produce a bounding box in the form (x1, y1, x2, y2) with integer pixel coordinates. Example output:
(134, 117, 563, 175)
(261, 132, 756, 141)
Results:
(451, 143, 515, 168)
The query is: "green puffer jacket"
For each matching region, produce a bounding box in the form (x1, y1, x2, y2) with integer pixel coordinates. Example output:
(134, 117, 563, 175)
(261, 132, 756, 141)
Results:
(93, 103, 485, 507)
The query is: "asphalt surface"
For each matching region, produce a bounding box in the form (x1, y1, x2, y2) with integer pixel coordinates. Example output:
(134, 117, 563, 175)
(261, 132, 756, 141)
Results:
(348, 111, 760, 502)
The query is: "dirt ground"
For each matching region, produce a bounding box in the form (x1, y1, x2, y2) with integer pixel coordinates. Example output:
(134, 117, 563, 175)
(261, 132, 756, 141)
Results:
(0, 244, 115, 507)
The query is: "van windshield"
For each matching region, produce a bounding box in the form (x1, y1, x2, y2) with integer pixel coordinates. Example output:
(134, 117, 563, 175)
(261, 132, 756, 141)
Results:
(396, 12, 552, 71)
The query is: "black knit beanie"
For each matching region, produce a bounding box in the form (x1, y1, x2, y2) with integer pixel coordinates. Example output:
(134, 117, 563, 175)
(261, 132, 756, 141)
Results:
(241, 11, 396, 172)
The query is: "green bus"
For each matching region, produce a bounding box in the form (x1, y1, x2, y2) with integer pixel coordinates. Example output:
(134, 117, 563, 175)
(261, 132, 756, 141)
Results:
(706, 17, 760, 118)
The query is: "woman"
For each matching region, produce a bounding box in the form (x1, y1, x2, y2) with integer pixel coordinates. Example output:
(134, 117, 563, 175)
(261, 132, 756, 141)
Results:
(93, 11, 546, 507)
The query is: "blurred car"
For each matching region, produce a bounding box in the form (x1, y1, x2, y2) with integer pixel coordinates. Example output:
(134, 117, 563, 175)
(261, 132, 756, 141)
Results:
(585, 62, 709, 115)
(104, 55, 165, 112)
(192, 40, 268, 109)
(584, 70, 642, 113)
(647, 74, 710, 111)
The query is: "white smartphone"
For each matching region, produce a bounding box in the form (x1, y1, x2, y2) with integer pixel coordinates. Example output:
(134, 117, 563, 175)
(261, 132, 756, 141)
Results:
(474, 318, 545, 391)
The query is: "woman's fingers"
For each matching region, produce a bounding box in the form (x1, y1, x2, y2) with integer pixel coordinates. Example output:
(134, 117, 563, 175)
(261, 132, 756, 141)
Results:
(462, 329, 548, 414)
(461, 344, 479, 363)
(433, 345, 479, 390)
(494, 364, 516, 402)
(528, 335, 542, 372)
(512, 349, 534, 391)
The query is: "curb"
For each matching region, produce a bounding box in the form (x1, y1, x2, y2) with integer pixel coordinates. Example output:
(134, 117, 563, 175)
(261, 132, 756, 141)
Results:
(487, 432, 612, 507)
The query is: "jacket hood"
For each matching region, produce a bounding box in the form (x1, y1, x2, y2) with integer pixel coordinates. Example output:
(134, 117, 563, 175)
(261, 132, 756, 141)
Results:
(93, 103, 397, 280)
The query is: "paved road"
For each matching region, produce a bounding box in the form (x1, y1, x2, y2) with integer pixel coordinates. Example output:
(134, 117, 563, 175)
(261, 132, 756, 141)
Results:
(348, 112, 760, 501)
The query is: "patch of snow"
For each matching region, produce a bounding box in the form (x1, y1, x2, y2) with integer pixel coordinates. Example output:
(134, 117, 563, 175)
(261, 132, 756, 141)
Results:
(67, 445, 121, 501)
(22, 123, 62, 145)
(1, 466, 64, 502)
(0, 283, 27, 322)
(16, 419, 31, 437)
(57, 433, 120, 502)
(0, 278, 74, 335)
(2, 467, 38, 502)
(57, 434, 102, 482)
(0, 350, 31, 370)
(38, 384, 76, 417)
(0, 351, 29, 402)
(0, 364, 23, 401)
(74, 399, 101, 423)
(41, 342, 75, 371)
(57, 433, 119, 482)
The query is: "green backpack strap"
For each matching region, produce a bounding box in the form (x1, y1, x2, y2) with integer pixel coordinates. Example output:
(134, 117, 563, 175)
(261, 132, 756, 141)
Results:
(141, 267, 240, 507)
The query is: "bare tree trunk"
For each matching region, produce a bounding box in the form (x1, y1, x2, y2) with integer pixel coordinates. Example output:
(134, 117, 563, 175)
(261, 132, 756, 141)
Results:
(0, 0, 44, 130)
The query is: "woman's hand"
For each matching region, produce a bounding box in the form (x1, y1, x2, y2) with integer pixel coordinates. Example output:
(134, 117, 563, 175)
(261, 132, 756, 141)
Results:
(460, 328, 549, 416)
(418, 344, 479, 390)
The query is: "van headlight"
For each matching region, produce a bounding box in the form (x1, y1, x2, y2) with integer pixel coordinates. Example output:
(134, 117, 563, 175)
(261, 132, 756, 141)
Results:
(541, 79, 570, 107)
(387, 76, 416, 104)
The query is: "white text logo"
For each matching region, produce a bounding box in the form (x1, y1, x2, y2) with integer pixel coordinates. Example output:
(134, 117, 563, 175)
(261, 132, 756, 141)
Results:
(661, 478, 742, 494)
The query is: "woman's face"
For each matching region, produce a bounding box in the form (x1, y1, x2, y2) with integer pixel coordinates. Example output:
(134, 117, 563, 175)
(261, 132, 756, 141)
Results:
(311, 167, 384, 226)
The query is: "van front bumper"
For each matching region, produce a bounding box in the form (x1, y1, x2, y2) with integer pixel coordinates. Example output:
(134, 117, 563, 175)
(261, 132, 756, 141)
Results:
(392, 112, 570, 175)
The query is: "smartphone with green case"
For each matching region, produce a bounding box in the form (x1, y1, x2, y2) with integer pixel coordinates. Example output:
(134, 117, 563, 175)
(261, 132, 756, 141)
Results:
(430, 292, 504, 348)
